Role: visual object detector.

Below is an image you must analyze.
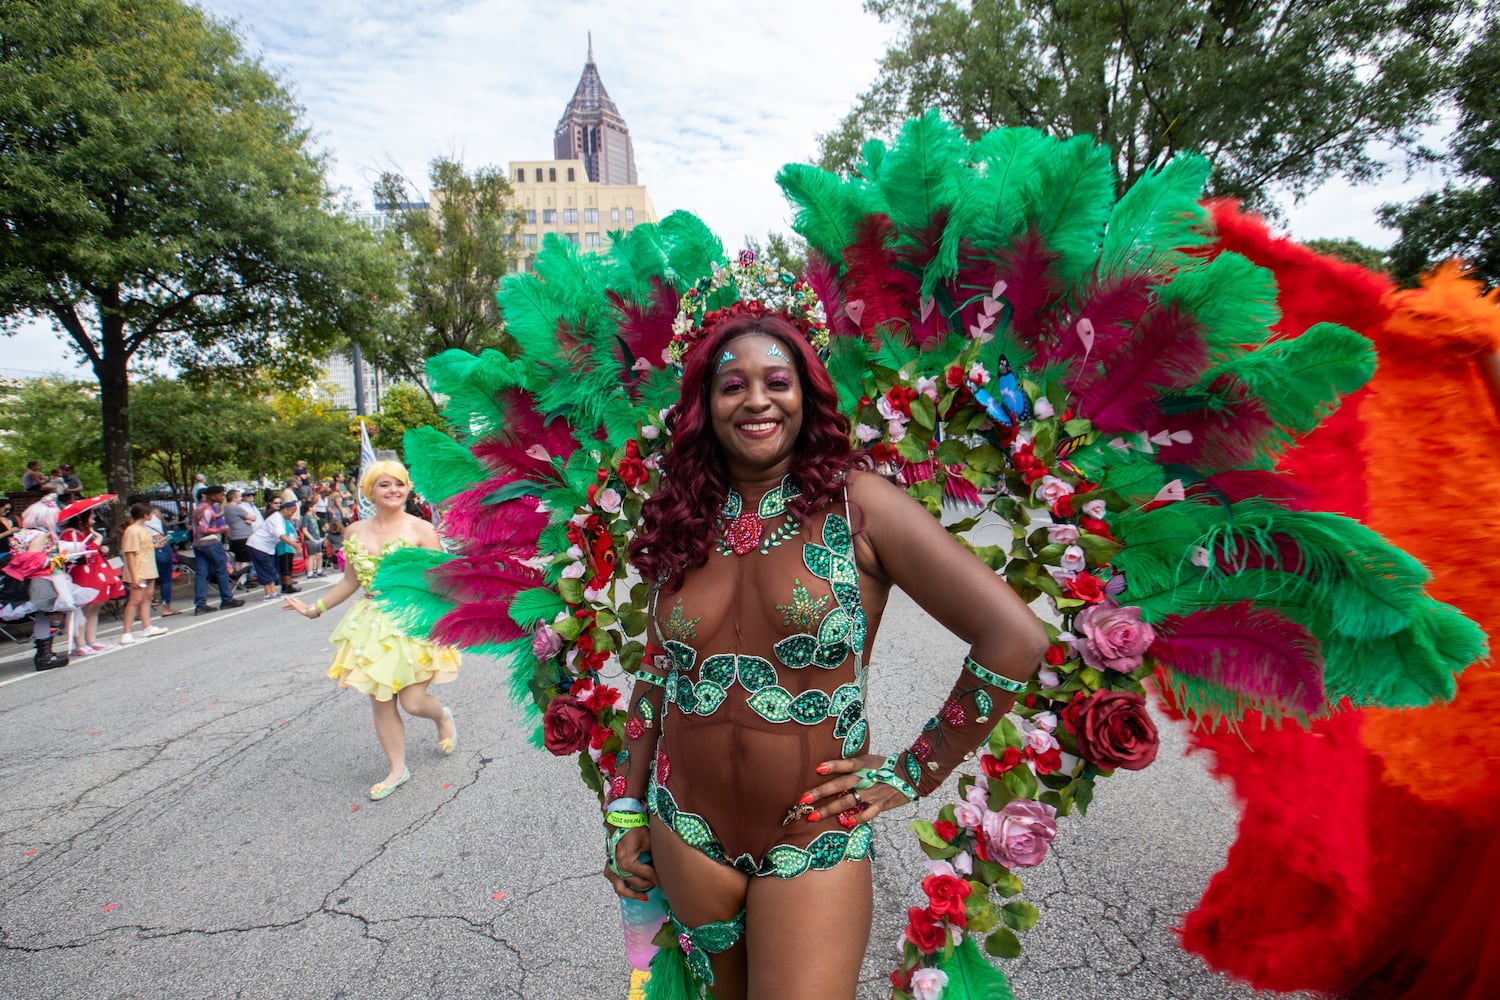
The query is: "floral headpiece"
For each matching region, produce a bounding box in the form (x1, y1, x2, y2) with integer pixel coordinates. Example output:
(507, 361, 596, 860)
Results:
(667, 249, 830, 368)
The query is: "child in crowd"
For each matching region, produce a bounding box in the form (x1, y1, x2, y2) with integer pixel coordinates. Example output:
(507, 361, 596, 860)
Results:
(324, 517, 345, 572)
(119, 503, 166, 643)
(299, 500, 324, 578)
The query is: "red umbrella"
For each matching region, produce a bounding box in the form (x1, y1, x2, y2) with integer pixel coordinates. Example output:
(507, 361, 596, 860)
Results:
(58, 494, 118, 523)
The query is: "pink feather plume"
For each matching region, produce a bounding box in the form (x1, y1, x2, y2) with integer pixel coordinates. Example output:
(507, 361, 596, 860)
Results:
(1068, 304, 1210, 433)
(432, 601, 528, 648)
(841, 214, 919, 345)
(1150, 602, 1326, 715)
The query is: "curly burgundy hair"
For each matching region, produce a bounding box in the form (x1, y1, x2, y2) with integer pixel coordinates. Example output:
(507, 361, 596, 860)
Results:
(629, 313, 859, 588)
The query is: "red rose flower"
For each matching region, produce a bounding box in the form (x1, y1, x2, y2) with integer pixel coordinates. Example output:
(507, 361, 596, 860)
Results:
(542, 695, 595, 756)
(1079, 515, 1113, 539)
(617, 454, 648, 489)
(922, 874, 972, 926)
(945, 364, 967, 389)
(1050, 494, 1075, 518)
(904, 906, 947, 954)
(890, 966, 914, 992)
(1061, 690, 1159, 771)
(981, 745, 1023, 778)
(1064, 572, 1106, 604)
(597, 751, 618, 776)
(884, 385, 918, 417)
(872, 441, 898, 463)
(932, 820, 959, 843)
(1044, 644, 1069, 665)
(589, 723, 614, 751)
(1031, 746, 1064, 775)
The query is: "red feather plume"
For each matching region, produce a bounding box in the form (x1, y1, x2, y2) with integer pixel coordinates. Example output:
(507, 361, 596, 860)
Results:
(1068, 304, 1210, 433)
(1151, 602, 1325, 715)
(840, 214, 918, 345)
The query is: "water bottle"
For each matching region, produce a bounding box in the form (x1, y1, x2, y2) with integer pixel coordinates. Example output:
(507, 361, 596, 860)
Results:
(619, 852, 668, 972)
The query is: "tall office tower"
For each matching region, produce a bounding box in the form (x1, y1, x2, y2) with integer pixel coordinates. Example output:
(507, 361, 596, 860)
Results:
(553, 34, 638, 186)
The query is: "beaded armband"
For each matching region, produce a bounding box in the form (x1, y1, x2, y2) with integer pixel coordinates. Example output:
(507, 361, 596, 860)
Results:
(853, 754, 919, 802)
(631, 669, 669, 690)
(962, 655, 1029, 694)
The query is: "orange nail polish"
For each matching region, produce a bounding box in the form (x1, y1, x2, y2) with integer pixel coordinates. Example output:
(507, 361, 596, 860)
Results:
(806, 811, 820, 822)
(815, 764, 828, 774)
(798, 793, 813, 805)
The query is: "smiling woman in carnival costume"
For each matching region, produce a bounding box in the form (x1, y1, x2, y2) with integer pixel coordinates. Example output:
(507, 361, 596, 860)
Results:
(370, 113, 1483, 999)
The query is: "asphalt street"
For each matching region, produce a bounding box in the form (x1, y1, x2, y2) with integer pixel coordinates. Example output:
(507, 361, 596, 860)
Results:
(0, 577, 1305, 1000)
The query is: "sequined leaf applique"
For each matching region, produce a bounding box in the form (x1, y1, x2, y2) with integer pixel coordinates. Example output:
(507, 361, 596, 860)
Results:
(660, 599, 701, 643)
(736, 656, 777, 691)
(842, 718, 869, 757)
(774, 634, 817, 668)
(748, 685, 793, 722)
(702, 654, 736, 688)
(777, 579, 829, 631)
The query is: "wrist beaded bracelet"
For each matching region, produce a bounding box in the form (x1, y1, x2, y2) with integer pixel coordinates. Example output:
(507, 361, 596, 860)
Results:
(962, 654, 1029, 694)
(632, 669, 668, 690)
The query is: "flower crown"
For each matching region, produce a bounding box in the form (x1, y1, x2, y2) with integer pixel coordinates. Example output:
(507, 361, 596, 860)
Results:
(667, 250, 830, 368)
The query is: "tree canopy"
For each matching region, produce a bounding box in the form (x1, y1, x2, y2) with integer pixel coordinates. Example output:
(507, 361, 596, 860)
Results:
(0, 0, 395, 495)
(1380, 16, 1499, 289)
(821, 0, 1475, 211)
(365, 158, 524, 394)
(0, 378, 103, 491)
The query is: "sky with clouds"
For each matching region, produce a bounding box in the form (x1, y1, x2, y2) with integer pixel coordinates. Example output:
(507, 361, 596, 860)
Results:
(5, 0, 1450, 377)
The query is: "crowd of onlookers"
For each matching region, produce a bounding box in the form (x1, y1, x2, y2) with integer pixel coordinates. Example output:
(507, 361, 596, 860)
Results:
(2, 457, 435, 671)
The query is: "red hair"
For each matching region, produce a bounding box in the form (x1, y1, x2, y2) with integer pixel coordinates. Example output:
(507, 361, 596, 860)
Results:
(630, 314, 859, 588)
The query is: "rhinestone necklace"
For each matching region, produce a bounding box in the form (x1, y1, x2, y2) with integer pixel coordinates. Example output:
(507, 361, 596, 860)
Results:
(717, 476, 801, 556)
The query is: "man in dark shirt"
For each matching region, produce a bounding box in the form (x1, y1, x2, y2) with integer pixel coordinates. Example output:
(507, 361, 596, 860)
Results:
(190, 485, 245, 615)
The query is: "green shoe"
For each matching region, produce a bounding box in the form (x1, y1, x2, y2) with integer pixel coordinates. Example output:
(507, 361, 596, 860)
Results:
(369, 768, 410, 801)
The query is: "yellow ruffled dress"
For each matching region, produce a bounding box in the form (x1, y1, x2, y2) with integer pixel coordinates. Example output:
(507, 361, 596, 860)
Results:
(327, 537, 460, 700)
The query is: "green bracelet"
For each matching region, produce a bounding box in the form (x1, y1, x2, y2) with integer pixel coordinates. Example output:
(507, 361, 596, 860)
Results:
(632, 669, 668, 689)
(606, 810, 648, 829)
(852, 757, 918, 803)
(963, 655, 1029, 694)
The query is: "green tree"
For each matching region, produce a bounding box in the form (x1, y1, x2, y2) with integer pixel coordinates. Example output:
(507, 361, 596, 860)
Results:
(1380, 18, 1500, 288)
(129, 377, 267, 499)
(743, 231, 809, 277)
(821, 0, 1474, 209)
(267, 392, 358, 481)
(0, 0, 396, 497)
(368, 382, 449, 464)
(1303, 238, 1389, 273)
(0, 378, 104, 490)
(367, 158, 524, 396)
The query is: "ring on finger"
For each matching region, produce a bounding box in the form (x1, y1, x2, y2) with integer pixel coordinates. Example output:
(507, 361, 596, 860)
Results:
(851, 788, 862, 806)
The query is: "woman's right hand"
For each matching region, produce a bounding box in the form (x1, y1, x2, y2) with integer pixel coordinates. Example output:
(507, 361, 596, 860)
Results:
(604, 824, 657, 902)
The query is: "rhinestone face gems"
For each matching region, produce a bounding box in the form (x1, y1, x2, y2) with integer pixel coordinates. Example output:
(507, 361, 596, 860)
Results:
(717, 349, 737, 373)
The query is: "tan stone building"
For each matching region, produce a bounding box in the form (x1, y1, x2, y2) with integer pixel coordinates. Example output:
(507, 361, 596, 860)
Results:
(510, 38, 656, 270)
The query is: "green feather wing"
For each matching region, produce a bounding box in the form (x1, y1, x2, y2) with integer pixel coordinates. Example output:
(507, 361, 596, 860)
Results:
(369, 546, 456, 641)
(1210, 323, 1375, 435)
(1100, 153, 1212, 272)
(404, 425, 486, 504)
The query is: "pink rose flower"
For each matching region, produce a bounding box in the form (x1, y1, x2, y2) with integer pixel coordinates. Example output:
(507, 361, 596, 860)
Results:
(1074, 599, 1156, 673)
(854, 423, 883, 443)
(640, 423, 660, 440)
(1047, 523, 1080, 545)
(954, 784, 988, 830)
(561, 561, 586, 580)
(1024, 725, 1059, 754)
(596, 487, 622, 514)
(1036, 475, 1075, 506)
(1032, 397, 1055, 419)
(531, 624, 562, 661)
(1060, 544, 1087, 573)
(1081, 498, 1108, 519)
(967, 362, 988, 386)
(983, 799, 1058, 868)
(911, 968, 950, 1000)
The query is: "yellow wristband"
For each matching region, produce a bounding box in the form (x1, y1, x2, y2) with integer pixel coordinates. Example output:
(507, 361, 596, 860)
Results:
(605, 810, 648, 829)
(315, 598, 327, 614)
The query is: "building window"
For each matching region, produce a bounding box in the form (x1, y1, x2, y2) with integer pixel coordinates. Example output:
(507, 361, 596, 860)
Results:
(549, 167, 557, 182)
(523, 234, 538, 249)
(567, 167, 575, 181)
(584, 208, 599, 224)
(565, 232, 580, 245)
(525, 210, 536, 224)
(584, 232, 601, 247)
(563, 208, 578, 224)
(625, 207, 635, 223)
(611, 207, 620, 223)
(542, 209, 556, 224)
(515, 168, 524, 182)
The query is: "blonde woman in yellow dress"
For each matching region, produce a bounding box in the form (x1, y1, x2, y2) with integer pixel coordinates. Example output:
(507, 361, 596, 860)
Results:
(285, 461, 460, 800)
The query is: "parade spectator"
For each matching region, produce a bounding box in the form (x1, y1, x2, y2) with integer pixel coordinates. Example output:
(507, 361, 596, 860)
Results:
(247, 497, 302, 598)
(324, 516, 346, 573)
(0, 498, 15, 544)
(59, 508, 123, 656)
(292, 460, 313, 502)
(298, 499, 324, 578)
(21, 460, 44, 490)
(274, 497, 302, 592)
(223, 488, 259, 583)
(46, 468, 65, 494)
(190, 485, 244, 615)
(327, 483, 349, 525)
(59, 465, 83, 502)
(119, 502, 166, 644)
(190, 473, 208, 504)
(142, 502, 180, 616)
(313, 483, 330, 523)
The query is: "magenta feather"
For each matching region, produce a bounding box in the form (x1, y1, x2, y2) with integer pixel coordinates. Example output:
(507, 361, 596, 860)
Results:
(1193, 471, 1312, 510)
(1068, 304, 1209, 433)
(894, 212, 951, 346)
(467, 391, 577, 478)
(1155, 389, 1276, 469)
(944, 471, 981, 506)
(430, 556, 544, 604)
(432, 601, 528, 648)
(1150, 602, 1325, 715)
(1032, 270, 1157, 370)
(804, 251, 861, 340)
(609, 277, 679, 375)
(440, 493, 548, 554)
(841, 214, 918, 345)
(990, 228, 1063, 347)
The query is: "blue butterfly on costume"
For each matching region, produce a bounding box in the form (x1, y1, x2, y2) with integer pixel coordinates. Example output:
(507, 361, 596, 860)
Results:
(971, 358, 1031, 427)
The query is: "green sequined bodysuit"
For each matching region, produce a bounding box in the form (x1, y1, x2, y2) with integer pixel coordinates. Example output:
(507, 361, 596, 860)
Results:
(648, 490, 873, 878)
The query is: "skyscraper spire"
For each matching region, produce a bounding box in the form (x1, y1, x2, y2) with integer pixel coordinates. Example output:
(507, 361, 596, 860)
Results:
(554, 38, 637, 185)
